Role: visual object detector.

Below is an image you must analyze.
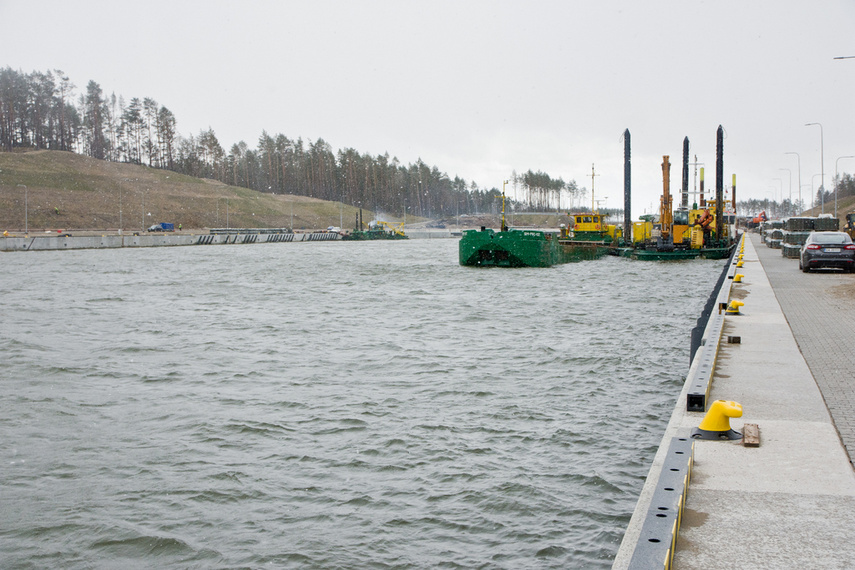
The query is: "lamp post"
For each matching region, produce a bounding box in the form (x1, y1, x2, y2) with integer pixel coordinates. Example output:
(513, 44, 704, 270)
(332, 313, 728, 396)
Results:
(835, 156, 855, 219)
(456, 196, 460, 228)
(17, 185, 27, 234)
(805, 123, 824, 214)
(785, 152, 801, 213)
(779, 169, 791, 216)
(812, 174, 823, 211)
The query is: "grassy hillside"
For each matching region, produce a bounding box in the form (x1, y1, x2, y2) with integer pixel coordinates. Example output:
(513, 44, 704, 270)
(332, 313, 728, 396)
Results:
(0, 150, 404, 232)
(800, 194, 855, 227)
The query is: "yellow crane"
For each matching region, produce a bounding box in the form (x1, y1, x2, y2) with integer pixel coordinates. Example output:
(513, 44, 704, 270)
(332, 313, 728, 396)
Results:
(376, 221, 406, 237)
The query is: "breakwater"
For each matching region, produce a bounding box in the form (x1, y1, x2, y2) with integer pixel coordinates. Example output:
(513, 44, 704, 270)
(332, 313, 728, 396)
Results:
(0, 230, 338, 252)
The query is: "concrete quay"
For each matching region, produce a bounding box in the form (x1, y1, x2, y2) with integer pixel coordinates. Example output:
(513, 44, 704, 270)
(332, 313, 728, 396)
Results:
(0, 229, 454, 252)
(614, 233, 855, 569)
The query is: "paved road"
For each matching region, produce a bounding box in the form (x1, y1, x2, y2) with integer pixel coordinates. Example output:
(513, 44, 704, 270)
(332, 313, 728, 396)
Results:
(752, 233, 855, 466)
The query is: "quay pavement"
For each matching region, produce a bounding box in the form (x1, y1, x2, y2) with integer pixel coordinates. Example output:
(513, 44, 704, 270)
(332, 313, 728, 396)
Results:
(754, 233, 855, 464)
(614, 232, 855, 569)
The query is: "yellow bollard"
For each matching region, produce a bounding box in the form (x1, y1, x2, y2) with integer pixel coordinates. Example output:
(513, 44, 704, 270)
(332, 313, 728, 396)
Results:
(725, 300, 744, 315)
(734, 273, 744, 283)
(692, 400, 743, 440)
(736, 260, 744, 267)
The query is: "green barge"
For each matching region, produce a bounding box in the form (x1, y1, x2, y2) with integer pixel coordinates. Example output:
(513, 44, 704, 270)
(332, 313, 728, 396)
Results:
(459, 227, 610, 267)
(459, 179, 615, 268)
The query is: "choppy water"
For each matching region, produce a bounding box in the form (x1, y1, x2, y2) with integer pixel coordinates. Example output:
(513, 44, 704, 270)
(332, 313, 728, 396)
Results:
(0, 239, 723, 568)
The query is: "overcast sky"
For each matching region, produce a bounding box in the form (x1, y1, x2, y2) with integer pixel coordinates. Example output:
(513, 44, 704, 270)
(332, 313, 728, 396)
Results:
(5, 0, 855, 214)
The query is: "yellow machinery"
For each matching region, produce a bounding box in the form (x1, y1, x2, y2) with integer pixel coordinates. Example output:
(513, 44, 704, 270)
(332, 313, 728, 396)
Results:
(844, 213, 855, 240)
(376, 220, 406, 237)
(632, 220, 653, 244)
(567, 212, 619, 242)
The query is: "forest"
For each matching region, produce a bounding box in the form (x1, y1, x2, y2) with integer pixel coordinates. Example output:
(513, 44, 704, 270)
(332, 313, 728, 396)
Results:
(0, 67, 585, 219)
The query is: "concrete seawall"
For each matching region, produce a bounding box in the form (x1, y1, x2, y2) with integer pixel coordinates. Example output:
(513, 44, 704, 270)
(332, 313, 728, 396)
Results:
(613, 233, 855, 569)
(0, 229, 454, 252)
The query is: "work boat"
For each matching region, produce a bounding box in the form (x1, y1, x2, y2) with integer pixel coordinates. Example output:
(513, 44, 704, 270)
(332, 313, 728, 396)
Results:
(610, 127, 737, 261)
(459, 182, 613, 268)
(613, 162, 735, 260)
(342, 209, 408, 240)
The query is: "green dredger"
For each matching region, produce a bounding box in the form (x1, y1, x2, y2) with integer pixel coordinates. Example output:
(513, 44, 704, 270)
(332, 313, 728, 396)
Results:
(343, 209, 408, 241)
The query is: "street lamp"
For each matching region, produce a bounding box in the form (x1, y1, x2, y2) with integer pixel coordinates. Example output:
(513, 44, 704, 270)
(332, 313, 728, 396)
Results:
(17, 185, 27, 234)
(785, 152, 801, 212)
(779, 168, 791, 215)
(805, 123, 824, 214)
(812, 173, 823, 210)
(835, 156, 855, 219)
(801, 184, 812, 209)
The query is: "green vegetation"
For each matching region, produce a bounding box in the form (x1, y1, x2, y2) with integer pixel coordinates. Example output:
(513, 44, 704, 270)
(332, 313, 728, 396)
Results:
(0, 67, 584, 222)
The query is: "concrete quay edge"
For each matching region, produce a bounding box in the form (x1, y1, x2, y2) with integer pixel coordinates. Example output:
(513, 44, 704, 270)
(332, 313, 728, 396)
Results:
(0, 229, 454, 252)
(613, 233, 855, 569)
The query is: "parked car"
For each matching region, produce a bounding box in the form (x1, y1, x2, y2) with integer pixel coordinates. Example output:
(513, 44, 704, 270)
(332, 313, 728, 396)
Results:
(147, 222, 175, 232)
(799, 231, 855, 273)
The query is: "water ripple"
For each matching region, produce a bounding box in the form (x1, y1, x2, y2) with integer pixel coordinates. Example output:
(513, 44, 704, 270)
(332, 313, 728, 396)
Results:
(0, 240, 723, 568)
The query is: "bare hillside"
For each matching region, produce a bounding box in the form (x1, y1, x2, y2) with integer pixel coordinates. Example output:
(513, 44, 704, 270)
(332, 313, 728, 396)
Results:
(0, 151, 385, 232)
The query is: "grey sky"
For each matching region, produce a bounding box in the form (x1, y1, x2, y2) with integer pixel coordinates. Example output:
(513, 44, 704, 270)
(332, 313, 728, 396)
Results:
(5, 0, 855, 214)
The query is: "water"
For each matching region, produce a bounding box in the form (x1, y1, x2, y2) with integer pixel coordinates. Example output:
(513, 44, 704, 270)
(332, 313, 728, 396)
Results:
(0, 240, 723, 568)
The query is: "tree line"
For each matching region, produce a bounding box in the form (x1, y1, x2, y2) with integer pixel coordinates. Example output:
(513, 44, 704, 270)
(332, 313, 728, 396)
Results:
(1, 67, 587, 219)
(733, 174, 855, 219)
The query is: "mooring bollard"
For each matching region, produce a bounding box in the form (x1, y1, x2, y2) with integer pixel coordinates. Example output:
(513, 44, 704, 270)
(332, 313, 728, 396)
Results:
(725, 300, 744, 315)
(692, 400, 743, 440)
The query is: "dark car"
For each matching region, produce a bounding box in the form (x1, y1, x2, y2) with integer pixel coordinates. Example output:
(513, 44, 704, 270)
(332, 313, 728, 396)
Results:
(799, 231, 855, 273)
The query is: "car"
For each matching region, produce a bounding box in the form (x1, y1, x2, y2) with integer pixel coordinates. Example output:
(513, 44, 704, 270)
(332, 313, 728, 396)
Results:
(799, 231, 855, 273)
(147, 222, 175, 232)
